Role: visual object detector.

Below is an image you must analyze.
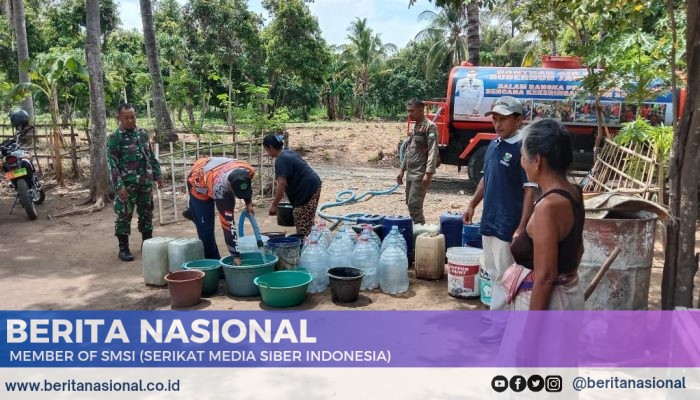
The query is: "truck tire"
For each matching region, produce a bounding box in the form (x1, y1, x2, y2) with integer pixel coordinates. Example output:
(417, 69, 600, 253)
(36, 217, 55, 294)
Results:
(466, 146, 487, 187)
(17, 178, 38, 220)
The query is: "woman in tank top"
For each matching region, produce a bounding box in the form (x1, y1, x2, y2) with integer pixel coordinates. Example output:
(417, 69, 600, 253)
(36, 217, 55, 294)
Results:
(500, 118, 585, 310)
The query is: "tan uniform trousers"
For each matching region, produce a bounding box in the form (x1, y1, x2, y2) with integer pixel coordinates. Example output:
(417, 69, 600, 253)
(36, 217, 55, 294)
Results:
(405, 179, 427, 225)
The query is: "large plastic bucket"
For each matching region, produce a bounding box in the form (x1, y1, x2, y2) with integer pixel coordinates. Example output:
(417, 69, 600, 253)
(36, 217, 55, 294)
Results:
(182, 259, 221, 296)
(254, 270, 312, 308)
(276, 203, 295, 226)
(221, 252, 278, 297)
(164, 270, 204, 308)
(265, 237, 302, 270)
(446, 247, 482, 299)
(238, 235, 270, 253)
(328, 267, 365, 303)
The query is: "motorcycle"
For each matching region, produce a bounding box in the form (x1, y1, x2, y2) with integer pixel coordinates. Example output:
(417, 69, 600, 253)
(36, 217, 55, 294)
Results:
(1, 126, 45, 220)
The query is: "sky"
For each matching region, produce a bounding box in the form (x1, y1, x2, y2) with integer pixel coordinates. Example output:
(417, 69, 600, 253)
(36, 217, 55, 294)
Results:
(117, 0, 436, 49)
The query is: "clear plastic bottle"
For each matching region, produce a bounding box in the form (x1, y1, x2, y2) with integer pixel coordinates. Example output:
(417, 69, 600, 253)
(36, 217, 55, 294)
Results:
(352, 231, 380, 290)
(343, 222, 358, 244)
(317, 222, 333, 249)
(361, 224, 382, 253)
(379, 235, 409, 294)
(380, 225, 407, 255)
(327, 227, 355, 270)
(299, 230, 329, 293)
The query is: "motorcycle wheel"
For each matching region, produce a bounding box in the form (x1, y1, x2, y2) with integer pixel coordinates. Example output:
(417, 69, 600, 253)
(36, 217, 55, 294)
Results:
(33, 186, 46, 205)
(16, 179, 38, 220)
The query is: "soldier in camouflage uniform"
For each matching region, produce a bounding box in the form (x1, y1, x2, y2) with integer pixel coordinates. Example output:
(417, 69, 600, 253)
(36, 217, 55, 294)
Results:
(106, 103, 163, 261)
(397, 99, 439, 224)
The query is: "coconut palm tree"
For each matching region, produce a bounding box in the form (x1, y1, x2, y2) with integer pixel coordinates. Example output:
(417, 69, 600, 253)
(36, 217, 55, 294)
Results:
(415, 5, 468, 78)
(140, 0, 176, 142)
(85, 0, 109, 206)
(410, 0, 480, 66)
(9, 0, 34, 116)
(342, 18, 397, 120)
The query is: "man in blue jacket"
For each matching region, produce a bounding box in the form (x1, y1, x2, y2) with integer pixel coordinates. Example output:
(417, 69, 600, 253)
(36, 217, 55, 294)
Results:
(463, 96, 537, 343)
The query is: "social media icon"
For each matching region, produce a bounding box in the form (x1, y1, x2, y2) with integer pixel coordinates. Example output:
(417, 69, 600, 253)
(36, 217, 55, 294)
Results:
(491, 375, 508, 393)
(509, 375, 526, 392)
(527, 375, 544, 392)
(545, 375, 563, 392)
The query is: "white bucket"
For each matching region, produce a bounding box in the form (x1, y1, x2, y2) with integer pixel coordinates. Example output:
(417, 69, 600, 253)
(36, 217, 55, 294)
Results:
(446, 246, 482, 299)
(238, 235, 270, 253)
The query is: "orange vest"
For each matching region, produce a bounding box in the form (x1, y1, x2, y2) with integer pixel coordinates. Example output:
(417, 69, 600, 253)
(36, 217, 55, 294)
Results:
(187, 157, 255, 201)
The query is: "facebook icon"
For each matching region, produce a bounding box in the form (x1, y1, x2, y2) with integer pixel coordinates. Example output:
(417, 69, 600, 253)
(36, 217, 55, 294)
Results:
(509, 375, 526, 392)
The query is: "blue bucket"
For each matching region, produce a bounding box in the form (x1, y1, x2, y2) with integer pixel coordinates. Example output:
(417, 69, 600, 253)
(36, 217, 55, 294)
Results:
(265, 237, 302, 270)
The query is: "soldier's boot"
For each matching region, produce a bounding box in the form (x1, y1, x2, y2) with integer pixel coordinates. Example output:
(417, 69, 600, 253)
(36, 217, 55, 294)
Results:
(117, 234, 134, 262)
(141, 231, 153, 250)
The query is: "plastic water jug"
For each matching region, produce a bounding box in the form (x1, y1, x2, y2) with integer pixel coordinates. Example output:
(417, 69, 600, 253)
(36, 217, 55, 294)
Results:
(327, 227, 355, 270)
(299, 231, 329, 293)
(440, 211, 464, 249)
(361, 224, 382, 253)
(379, 235, 409, 294)
(414, 232, 446, 280)
(317, 222, 333, 249)
(352, 232, 380, 290)
(168, 238, 205, 272)
(380, 225, 408, 255)
(412, 223, 440, 245)
(142, 237, 176, 286)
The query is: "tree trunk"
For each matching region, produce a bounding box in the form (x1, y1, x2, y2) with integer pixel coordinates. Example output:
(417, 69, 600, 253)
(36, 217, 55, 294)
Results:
(49, 84, 64, 185)
(466, 1, 480, 66)
(661, 1, 700, 309)
(11, 0, 34, 117)
(140, 0, 176, 143)
(85, 0, 110, 204)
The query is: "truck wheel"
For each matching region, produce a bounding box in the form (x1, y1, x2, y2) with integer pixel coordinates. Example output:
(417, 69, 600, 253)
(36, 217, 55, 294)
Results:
(467, 146, 486, 187)
(17, 179, 38, 220)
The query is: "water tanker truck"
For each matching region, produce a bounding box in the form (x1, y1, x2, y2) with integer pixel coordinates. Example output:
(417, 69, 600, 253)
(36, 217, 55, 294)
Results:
(420, 57, 676, 186)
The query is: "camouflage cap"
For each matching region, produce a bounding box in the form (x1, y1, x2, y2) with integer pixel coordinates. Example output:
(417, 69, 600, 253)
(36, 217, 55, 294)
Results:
(485, 96, 523, 116)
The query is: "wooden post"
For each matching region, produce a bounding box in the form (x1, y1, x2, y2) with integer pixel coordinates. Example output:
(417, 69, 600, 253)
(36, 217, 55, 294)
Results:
(70, 123, 80, 178)
(259, 135, 264, 198)
(196, 135, 200, 159)
(170, 141, 177, 220)
(209, 138, 212, 157)
(182, 140, 187, 215)
(155, 143, 164, 225)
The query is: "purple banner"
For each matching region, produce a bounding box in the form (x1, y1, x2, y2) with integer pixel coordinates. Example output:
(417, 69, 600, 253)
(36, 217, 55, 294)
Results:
(1, 310, 698, 368)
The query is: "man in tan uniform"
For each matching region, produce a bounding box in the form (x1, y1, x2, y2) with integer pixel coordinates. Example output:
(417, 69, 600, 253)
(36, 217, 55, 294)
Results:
(397, 99, 439, 224)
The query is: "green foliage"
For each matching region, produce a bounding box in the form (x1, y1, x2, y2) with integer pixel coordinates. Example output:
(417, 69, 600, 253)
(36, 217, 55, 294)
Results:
(233, 84, 289, 135)
(262, 0, 330, 120)
(41, 0, 120, 48)
(614, 117, 673, 163)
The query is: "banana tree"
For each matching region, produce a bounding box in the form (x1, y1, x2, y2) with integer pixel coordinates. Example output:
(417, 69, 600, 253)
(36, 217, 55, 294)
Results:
(9, 55, 88, 185)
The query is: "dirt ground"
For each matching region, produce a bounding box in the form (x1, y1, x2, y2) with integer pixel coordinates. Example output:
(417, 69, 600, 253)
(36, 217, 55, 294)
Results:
(0, 121, 696, 310)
